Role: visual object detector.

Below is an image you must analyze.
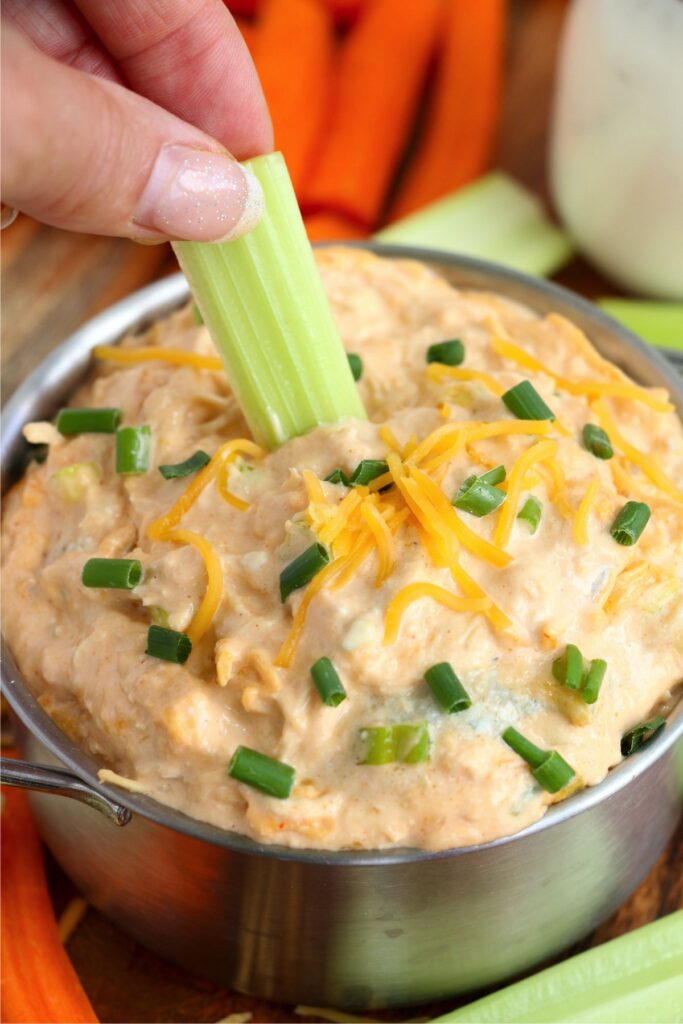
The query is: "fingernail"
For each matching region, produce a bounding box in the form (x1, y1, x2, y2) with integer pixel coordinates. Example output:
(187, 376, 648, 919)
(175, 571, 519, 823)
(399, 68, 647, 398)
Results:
(136, 145, 264, 242)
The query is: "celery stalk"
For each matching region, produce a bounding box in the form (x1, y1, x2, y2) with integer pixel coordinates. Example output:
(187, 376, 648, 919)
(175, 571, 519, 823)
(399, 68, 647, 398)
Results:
(173, 152, 366, 449)
(375, 173, 574, 278)
(596, 299, 683, 354)
(433, 911, 683, 1023)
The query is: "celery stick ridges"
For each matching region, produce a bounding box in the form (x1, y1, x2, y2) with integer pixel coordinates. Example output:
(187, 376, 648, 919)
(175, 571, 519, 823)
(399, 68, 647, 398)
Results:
(174, 152, 366, 449)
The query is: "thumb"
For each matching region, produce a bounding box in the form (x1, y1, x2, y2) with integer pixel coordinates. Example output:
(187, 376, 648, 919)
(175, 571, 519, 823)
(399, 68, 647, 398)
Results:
(1, 23, 265, 242)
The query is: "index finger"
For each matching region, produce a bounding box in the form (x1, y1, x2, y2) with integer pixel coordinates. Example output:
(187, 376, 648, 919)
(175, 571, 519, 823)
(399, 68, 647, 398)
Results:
(74, 0, 273, 158)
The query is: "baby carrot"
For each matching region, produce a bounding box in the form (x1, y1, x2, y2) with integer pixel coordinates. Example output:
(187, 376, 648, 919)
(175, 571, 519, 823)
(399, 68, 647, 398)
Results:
(305, 212, 368, 241)
(391, 0, 507, 219)
(252, 0, 335, 195)
(302, 0, 441, 228)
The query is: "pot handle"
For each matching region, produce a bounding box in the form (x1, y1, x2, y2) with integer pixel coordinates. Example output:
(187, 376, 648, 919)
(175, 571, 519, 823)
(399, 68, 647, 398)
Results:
(0, 757, 132, 826)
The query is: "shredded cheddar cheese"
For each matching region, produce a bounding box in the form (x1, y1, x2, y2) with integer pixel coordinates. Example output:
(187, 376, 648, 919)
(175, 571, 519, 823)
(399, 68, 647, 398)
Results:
(426, 362, 505, 397)
(302, 469, 326, 504)
(573, 477, 601, 546)
(383, 582, 491, 645)
(164, 528, 223, 645)
(360, 502, 395, 586)
(94, 345, 223, 371)
(603, 560, 679, 616)
(493, 439, 558, 548)
(593, 400, 683, 504)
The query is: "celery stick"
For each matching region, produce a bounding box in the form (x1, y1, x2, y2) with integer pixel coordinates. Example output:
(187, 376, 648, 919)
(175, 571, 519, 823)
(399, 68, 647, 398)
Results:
(173, 153, 366, 449)
(375, 173, 574, 278)
(434, 911, 683, 1023)
(597, 299, 683, 354)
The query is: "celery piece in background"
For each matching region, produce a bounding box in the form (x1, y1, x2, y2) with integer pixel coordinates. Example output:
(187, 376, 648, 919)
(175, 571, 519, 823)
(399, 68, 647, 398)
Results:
(174, 152, 366, 450)
(433, 910, 683, 1024)
(597, 299, 683, 354)
(375, 173, 574, 278)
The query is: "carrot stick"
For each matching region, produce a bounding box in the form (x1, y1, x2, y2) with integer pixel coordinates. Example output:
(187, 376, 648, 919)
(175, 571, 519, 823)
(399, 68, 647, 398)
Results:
(390, 0, 507, 219)
(234, 16, 257, 55)
(252, 0, 335, 195)
(225, 0, 259, 15)
(305, 212, 367, 241)
(1, 754, 98, 1024)
(302, 0, 441, 228)
(324, 0, 366, 23)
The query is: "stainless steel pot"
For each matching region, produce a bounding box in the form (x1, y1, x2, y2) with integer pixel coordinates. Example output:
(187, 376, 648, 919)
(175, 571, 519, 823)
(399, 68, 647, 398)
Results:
(2, 246, 682, 1010)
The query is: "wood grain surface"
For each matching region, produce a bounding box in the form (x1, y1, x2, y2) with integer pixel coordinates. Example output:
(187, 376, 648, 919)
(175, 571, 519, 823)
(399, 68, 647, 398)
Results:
(1, 2, 681, 1022)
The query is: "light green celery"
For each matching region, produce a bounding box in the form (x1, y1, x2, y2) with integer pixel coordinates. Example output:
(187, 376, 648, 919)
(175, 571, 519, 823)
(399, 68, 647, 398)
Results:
(375, 173, 574, 278)
(596, 299, 683, 353)
(173, 152, 365, 449)
(433, 911, 683, 1023)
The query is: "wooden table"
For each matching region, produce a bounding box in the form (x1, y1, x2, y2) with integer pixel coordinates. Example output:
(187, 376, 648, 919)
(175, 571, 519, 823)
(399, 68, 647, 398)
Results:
(2, 2, 681, 1021)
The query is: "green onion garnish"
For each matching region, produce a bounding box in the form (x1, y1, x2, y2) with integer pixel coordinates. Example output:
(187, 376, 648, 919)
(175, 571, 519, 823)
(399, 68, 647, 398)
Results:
(173, 152, 366, 450)
(582, 658, 607, 705)
(426, 339, 465, 366)
(82, 558, 142, 590)
(502, 380, 555, 421)
(502, 726, 575, 793)
(582, 423, 613, 460)
(325, 468, 349, 486)
(552, 644, 584, 691)
(280, 542, 330, 602)
(228, 745, 295, 799)
(517, 496, 542, 533)
(116, 426, 151, 475)
(310, 657, 347, 707)
(621, 715, 666, 757)
(360, 723, 430, 765)
(480, 465, 506, 486)
(610, 501, 651, 546)
(348, 459, 389, 486)
(145, 625, 192, 664)
(191, 302, 204, 325)
(453, 474, 506, 517)
(158, 450, 210, 480)
(347, 353, 363, 381)
(56, 408, 121, 435)
(425, 662, 472, 713)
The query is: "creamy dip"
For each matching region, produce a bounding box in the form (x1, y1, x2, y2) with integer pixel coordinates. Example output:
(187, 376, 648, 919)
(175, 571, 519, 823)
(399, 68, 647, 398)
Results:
(3, 248, 682, 850)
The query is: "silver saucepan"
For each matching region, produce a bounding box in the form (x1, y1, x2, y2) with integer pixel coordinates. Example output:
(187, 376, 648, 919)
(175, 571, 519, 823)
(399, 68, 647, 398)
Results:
(2, 245, 682, 1010)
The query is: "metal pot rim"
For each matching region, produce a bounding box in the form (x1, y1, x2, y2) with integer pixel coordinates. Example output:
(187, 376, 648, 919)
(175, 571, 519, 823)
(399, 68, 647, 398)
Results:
(3, 242, 682, 865)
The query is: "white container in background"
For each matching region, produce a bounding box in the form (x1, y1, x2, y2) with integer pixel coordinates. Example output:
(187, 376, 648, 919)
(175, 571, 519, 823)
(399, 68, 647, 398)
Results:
(550, 0, 683, 299)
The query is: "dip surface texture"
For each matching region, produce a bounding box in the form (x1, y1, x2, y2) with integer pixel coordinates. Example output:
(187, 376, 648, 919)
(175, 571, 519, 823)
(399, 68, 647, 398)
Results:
(3, 248, 682, 850)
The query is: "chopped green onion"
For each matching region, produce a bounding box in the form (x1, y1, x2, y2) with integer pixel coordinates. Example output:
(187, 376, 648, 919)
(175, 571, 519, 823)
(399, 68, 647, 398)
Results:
(173, 152, 366, 450)
(374, 172, 574, 278)
(502, 380, 555, 421)
(158, 450, 210, 480)
(280, 542, 330, 602)
(348, 459, 389, 486)
(502, 726, 575, 793)
(145, 625, 192, 664)
(610, 501, 651, 546)
(50, 461, 102, 502)
(426, 339, 465, 366)
(453, 474, 506, 517)
(517, 496, 542, 533)
(116, 426, 151, 475)
(228, 745, 295, 799)
(360, 723, 430, 765)
(621, 715, 666, 757)
(552, 643, 584, 691)
(433, 910, 683, 1023)
(596, 297, 683, 354)
(424, 662, 471, 713)
(479, 464, 506, 486)
(347, 353, 363, 381)
(324, 468, 349, 486)
(191, 302, 204, 325)
(82, 558, 142, 590)
(56, 408, 121, 435)
(582, 658, 607, 705)
(582, 423, 613, 460)
(310, 657, 347, 707)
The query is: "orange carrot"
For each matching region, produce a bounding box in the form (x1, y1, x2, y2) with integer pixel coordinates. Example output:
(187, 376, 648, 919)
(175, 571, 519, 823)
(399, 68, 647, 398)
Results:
(302, 0, 441, 228)
(390, 0, 507, 219)
(252, 0, 335, 195)
(234, 16, 257, 55)
(1, 755, 98, 1024)
(304, 212, 368, 241)
(227, 0, 366, 25)
(225, 0, 259, 15)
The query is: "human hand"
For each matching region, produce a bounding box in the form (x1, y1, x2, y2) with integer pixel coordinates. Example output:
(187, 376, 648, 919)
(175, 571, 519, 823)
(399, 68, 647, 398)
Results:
(1, 0, 273, 242)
